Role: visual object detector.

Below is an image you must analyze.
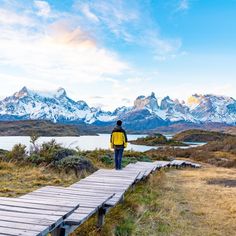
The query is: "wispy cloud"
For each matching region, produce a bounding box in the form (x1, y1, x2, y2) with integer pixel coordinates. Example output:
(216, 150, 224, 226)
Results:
(34, 0, 51, 17)
(73, 0, 183, 60)
(73, 0, 139, 41)
(0, 8, 34, 26)
(177, 0, 189, 11)
(78, 4, 100, 22)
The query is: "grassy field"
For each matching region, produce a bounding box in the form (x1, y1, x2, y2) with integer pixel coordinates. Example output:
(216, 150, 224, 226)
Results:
(0, 161, 79, 197)
(72, 165, 236, 236)
(0, 158, 235, 236)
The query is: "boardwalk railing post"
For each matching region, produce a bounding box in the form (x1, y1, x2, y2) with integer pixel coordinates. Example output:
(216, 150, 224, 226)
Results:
(97, 207, 106, 227)
(51, 227, 66, 236)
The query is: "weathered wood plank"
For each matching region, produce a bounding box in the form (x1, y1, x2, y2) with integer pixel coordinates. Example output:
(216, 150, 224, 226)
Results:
(0, 215, 53, 226)
(0, 226, 40, 236)
(0, 196, 79, 208)
(0, 210, 59, 221)
(0, 198, 73, 212)
(0, 204, 72, 216)
(33, 187, 116, 197)
(0, 221, 46, 233)
(31, 191, 112, 200)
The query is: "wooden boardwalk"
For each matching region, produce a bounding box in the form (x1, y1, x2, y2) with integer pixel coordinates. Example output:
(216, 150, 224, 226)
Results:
(0, 160, 200, 236)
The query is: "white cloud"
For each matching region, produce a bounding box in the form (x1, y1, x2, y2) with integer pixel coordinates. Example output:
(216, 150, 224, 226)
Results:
(34, 0, 51, 17)
(73, 0, 139, 41)
(0, 8, 34, 26)
(79, 4, 100, 22)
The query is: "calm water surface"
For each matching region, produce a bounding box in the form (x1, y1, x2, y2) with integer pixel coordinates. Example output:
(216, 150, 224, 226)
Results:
(0, 134, 205, 152)
(0, 134, 150, 152)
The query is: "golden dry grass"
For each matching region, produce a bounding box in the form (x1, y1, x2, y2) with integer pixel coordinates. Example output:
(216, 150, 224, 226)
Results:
(73, 165, 236, 236)
(168, 166, 236, 236)
(0, 161, 79, 197)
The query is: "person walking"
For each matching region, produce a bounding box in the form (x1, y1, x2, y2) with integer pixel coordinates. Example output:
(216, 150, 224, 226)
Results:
(110, 120, 128, 170)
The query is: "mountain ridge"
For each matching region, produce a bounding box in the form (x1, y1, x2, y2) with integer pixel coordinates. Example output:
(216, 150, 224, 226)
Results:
(0, 87, 235, 130)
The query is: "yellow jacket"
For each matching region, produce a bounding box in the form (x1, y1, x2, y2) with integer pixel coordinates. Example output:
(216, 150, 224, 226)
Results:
(110, 126, 128, 149)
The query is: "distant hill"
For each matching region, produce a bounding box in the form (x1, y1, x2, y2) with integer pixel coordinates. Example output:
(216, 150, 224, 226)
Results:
(173, 129, 234, 142)
(0, 120, 97, 136)
(129, 133, 187, 146)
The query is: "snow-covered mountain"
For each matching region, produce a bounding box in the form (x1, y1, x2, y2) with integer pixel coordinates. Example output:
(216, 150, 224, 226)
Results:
(187, 94, 236, 124)
(0, 87, 114, 124)
(0, 87, 235, 129)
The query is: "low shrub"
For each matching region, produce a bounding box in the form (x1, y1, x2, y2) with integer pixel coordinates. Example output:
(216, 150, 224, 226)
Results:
(100, 155, 113, 166)
(7, 144, 27, 160)
(38, 139, 61, 163)
(53, 148, 76, 162)
(27, 154, 47, 164)
(55, 155, 96, 177)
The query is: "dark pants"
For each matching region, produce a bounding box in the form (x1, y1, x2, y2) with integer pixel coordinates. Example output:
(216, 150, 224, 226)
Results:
(114, 148, 124, 170)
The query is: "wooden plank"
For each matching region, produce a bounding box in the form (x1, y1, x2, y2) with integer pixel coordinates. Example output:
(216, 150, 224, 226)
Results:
(21, 188, 116, 199)
(22, 195, 112, 207)
(170, 160, 186, 166)
(0, 198, 73, 212)
(0, 221, 46, 233)
(74, 207, 97, 214)
(0, 226, 40, 236)
(1, 197, 79, 209)
(33, 190, 112, 200)
(84, 176, 135, 183)
(0, 210, 59, 221)
(153, 161, 170, 167)
(22, 191, 114, 201)
(71, 183, 126, 189)
(31, 186, 114, 195)
(94, 168, 140, 173)
(70, 183, 128, 191)
(105, 194, 124, 206)
(0, 215, 52, 226)
(33, 187, 116, 197)
(73, 180, 130, 187)
(79, 177, 133, 184)
(91, 171, 140, 178)
(0, 204, 70, 216)
(66, 212, 93, 226)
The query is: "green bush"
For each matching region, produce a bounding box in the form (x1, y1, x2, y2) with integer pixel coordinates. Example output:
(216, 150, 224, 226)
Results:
(100, 155, 113, 166)
(38, 139, 61, 162)
(53, 148, 76, 162)
(7, 144, 27, 160)
(55, 155, 96, 177)
(27, 154, 47, 164)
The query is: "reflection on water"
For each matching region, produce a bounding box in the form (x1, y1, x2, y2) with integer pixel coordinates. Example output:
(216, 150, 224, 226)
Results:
(0, 134, 205, 152)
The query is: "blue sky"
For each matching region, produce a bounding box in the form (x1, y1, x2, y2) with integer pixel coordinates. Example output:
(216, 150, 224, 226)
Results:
(0, 0, 235, 110)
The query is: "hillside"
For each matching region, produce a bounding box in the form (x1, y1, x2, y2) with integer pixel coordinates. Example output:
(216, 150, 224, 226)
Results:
(0, 120, 97, 136)
(173, 129, 234, 142)
(146, 136, 236, 168)
(130, 133, 188, 146)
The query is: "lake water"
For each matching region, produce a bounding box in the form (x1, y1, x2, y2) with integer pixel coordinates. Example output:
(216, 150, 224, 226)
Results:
(0, 134, 205, 152)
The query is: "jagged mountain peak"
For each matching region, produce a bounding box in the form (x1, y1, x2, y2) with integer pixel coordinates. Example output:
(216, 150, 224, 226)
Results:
(55, 87, 67, 98)
(134, 92, 159, 112)
(13, 87, 68, 99)
(14, 86, 30, 98)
